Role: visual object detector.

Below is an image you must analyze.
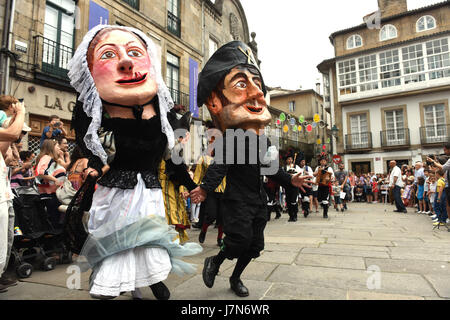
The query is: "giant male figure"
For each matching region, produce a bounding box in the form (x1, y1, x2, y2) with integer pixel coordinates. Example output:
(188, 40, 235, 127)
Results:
(190, 41, 310, 297)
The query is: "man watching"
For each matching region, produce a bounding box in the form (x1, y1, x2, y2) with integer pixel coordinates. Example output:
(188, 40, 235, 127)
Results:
(40, 115, 67, 147)
(389, 160, 407, 214)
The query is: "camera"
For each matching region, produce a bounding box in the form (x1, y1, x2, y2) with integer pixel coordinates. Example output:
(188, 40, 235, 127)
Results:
(54, 122, 61, 128)
(426, 155, 435, 166)
(18, 98, 24, 103)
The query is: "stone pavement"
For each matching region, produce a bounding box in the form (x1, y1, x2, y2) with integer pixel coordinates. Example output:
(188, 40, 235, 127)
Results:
(1, 202, 450, 300)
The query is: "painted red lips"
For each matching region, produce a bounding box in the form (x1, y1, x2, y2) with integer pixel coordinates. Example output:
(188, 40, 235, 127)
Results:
(116, 72, 147, 85)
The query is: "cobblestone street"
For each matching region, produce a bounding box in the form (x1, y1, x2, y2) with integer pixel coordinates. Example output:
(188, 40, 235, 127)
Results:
(2, 202, 450, 300)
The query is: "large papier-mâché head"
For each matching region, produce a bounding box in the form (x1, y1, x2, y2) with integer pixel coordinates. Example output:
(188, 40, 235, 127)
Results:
(197, 41, 271, 133)
(68, 25, 175, 164)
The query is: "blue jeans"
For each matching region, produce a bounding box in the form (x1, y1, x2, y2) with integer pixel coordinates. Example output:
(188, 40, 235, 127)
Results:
(393, 186, 406, 212)
(434, 192, 448, 223)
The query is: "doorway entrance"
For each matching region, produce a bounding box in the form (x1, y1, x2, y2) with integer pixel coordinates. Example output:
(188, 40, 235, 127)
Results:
(351, 161, 371, 175)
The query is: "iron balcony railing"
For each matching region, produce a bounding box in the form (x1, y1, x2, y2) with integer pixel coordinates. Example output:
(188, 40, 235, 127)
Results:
(169, 87, 189, 109)
(345, 132, 373, 151)
(167, 11, 181, 37)
(122, 0, 139, 9)
(380, 128, 410, 147)
(420, 124, 449, 145)
(33, 35, 73, 81)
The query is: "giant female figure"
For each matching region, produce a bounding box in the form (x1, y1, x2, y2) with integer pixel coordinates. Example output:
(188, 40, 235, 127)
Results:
(67, 25, 201, 300)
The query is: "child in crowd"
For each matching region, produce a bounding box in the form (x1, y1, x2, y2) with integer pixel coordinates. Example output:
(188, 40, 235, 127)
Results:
(428, 174, 436, 216)
(416, 176, 425, 214)
(371, 177, 378, 203)
(332, 181, 344, 212)
(433, 169, 447, 227)
(402, 179, 413, 207)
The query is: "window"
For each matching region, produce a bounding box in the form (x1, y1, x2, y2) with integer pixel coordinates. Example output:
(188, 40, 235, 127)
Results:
(209, 37, 218, 59)
(350, 114, 369, 148)
(167, 0, 180, 37)
(424, 103, 447, 141)
(338, 59, 357, 95)
(166, 52, 180, 104)
(380, 24, 397, 41)
(288, 101, 295, 112)
(426, 38, 450, 80)
(417, 15, 436, 32)
(122, 0, 139, 10)
(358, 54, 378, 91)
(347, 35, 363, 50)
(402, 44, 425, 84)
(385, 110, 406, 145)
(43, 0, 75, 78)
(379, 49, 401, 88)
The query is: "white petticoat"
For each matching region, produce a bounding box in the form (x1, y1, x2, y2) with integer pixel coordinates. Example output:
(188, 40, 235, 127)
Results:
(88, 174, 171, 296)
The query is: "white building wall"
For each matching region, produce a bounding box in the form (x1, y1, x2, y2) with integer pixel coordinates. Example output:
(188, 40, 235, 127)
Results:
(341, 90, 450, 173)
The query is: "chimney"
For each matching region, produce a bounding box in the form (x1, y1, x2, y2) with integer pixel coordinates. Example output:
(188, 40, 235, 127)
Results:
(315, 81, 321, 95)
(377, 0, 408, 18)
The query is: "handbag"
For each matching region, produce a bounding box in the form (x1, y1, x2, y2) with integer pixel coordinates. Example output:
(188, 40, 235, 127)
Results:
(56, 177, 77, 205)
(98, 129, 116, 164)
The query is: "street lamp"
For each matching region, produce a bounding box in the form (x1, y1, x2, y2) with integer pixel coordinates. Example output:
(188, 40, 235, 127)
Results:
(331, 125, 339, 139)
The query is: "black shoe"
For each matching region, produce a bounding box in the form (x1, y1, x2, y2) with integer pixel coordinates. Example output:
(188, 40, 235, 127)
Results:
(0, 284, 8, 293)
(230, 278, 249, 297)
(293, 217, 297, 222)
(393, 210, 401, 212)
(323, 214, 328, 219)
(275, 214, 281, 219)
(344, 204, 348, 210)
(199, 231, 206, 244)
(335, 207, 339, 212)
(192, 223, 201, 229)
(288, 218, 294, 222)
(150, 282, 170, 300)
(403, 210, 407, 214)
(341, 208, 344, 213)
(90, 293, 116, 300)
(0, 275, 17, 288)
(304, 210, 309, 218)
(203, 256, 220, 288)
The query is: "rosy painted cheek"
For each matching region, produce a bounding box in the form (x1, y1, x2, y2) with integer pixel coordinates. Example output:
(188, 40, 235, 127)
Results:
(92, 61, 117, 82)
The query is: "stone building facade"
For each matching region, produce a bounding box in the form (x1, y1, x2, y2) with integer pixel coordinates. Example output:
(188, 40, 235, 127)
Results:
(318, 0, 450, 174)
(0, 0, 256, 160)
(268, 88, 331, 166)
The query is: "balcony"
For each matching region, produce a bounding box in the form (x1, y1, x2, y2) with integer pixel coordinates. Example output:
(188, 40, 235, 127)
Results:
(33, 35, 73, 83)
(420, 124, 449, 146)
(345, 132, 373, 152)
(169, 87, 189, 110)
(167, 11, 181, 37)
(380, 128, 410, 148)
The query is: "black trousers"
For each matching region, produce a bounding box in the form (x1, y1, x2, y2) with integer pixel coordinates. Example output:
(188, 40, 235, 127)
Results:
(203, 192, 223, 226)
(220, 198, 267, 260)
(285, 186, 299, 220)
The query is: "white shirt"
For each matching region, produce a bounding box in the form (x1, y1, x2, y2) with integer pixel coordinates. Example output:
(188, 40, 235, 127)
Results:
(285, 164, 301, 175)
(389, 166, 404, 188)
(298, 165, 313, 177)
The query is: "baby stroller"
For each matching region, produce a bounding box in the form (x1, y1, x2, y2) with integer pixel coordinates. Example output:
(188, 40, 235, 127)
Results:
(354, 185, 364, 202)
(10, 185, 72, 278)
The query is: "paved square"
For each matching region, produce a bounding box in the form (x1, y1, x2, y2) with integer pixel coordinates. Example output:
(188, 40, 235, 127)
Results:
(2, 203, 449, 300)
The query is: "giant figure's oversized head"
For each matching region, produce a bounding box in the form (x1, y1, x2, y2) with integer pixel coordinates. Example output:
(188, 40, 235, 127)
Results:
(68, 25, 175, 165)
(197, 41, 271, 133)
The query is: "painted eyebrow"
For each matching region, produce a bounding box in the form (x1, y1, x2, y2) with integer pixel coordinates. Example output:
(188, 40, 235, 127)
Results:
(96, 41, 142, 52)
(229, 72, 262, 85)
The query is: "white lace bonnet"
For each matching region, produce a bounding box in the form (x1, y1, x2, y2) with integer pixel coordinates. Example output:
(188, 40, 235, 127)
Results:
(67, 24, 175, 165)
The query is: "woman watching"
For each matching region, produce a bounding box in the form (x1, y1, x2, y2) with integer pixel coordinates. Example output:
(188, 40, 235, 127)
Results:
(35, 139, 66, 229)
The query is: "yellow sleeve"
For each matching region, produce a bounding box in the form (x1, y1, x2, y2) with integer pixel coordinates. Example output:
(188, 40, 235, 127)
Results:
(193, 156, 205, 185)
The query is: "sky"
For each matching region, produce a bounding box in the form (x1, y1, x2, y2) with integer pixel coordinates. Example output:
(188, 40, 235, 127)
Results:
(239, 0, 443, 91)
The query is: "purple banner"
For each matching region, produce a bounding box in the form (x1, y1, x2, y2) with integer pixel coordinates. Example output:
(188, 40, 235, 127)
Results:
(189, 58, 199, 118)
(89, 1, 109, 30)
